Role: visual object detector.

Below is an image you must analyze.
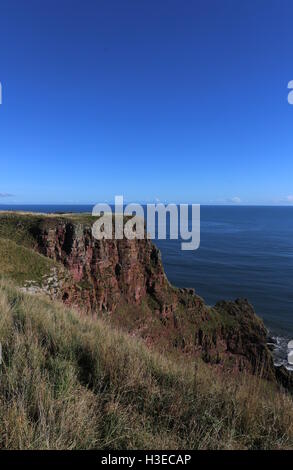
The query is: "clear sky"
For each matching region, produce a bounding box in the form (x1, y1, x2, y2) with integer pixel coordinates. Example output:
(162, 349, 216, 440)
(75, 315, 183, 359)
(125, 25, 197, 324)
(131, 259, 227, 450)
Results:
(0, 0, 293, 205)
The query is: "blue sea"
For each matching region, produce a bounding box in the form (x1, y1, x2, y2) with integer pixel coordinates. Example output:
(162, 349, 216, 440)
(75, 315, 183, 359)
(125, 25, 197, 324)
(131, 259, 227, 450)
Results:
(1, 205, 293, 358)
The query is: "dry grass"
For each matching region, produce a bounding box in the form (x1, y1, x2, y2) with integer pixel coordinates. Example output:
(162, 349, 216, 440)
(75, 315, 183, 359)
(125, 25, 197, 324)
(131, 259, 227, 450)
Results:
(0, 279, 292, 450)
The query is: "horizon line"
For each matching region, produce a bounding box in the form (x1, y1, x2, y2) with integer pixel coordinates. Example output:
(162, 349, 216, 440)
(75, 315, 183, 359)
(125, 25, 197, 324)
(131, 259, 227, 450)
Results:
(1, 203, 293, 208)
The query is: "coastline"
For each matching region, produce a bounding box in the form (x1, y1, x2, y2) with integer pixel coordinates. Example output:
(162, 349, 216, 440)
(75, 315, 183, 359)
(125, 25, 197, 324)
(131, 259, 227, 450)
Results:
(1, 205, 292, 352)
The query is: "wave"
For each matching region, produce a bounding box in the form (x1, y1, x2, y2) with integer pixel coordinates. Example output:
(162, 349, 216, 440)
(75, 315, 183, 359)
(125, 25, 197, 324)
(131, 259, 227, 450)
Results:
(270, 334, 293, 371)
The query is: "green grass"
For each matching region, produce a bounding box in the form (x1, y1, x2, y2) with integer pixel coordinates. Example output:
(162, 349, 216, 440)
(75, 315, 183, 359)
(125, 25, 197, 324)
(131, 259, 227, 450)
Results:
(0, 211, 133, 242)
(0, 212, 95, 248)
(0, 239, 59, 286)
(0, 213, 42, 248)
(0, 280, 292, 450)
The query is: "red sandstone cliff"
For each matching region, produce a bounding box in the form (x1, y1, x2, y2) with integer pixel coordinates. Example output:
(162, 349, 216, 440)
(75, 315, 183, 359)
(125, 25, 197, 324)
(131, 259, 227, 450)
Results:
(29, 216, 275, 378)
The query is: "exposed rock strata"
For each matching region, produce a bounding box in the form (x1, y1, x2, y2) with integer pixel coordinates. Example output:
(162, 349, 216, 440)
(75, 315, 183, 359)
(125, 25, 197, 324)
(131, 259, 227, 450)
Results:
(29, 217, 275, 379)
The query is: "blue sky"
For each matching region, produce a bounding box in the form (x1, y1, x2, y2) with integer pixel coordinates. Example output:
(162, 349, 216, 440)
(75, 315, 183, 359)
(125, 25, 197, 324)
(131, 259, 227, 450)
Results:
(0, 0, 293, 205)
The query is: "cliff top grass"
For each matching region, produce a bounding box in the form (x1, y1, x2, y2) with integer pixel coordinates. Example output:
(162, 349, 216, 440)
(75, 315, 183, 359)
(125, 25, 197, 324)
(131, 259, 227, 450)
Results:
(0, 211, 96, 241)
(0, 211, 134, 246)
(0, 279, 292, 450)
(0, 213, 98, 277)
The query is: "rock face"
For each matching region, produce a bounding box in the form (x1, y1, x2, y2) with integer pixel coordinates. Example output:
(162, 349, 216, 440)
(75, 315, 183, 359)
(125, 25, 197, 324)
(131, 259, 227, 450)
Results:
(213, 299, 272, 374)
(34, 220, 169, 313)
(28, 216, 275, 379)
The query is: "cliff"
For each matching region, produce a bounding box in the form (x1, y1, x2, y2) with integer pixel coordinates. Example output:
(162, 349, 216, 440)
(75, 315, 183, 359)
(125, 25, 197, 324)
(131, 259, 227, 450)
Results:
(0, 212, 275, 379)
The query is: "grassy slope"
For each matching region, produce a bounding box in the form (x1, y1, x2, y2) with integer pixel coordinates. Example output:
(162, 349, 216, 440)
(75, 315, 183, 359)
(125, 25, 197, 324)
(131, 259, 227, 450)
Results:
(0, 239, 58, 286)
(0, 213, 65, 287)
(0, 280, 292, 450)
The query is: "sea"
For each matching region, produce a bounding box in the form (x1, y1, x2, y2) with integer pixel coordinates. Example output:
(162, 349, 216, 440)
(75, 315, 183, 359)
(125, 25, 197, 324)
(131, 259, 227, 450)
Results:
(1, 204, 292, 367)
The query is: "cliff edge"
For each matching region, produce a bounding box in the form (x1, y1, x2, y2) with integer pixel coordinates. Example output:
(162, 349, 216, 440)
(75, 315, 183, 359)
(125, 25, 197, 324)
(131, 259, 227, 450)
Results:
(0, 212, 275, 379)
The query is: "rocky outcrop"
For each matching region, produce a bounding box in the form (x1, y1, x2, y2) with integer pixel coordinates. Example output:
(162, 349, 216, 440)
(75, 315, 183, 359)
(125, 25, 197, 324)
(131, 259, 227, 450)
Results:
(213, 299, 274, 375)
(33, 219, 170, 313)
(25, 215, 275, 379)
